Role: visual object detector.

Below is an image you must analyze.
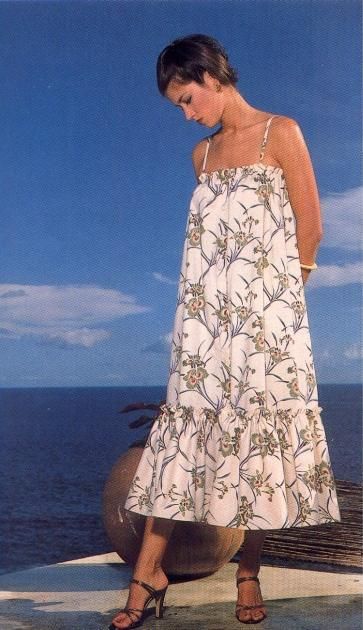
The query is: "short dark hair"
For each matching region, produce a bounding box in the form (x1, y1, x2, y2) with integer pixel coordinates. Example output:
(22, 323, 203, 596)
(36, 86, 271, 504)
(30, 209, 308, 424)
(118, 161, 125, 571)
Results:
(156, 33, 239, 96)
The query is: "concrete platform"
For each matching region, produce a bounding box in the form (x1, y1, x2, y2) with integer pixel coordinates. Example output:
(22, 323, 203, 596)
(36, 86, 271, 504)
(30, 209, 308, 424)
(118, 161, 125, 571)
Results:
(0, 553, 361, 629)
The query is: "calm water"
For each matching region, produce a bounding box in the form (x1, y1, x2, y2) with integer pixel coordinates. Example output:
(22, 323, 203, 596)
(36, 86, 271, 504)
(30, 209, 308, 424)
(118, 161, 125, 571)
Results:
(0, 384, 361, 575)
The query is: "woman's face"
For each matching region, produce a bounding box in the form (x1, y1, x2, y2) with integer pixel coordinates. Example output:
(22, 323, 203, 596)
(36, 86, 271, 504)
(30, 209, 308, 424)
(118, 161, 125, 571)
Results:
(165, 71, 224, 127)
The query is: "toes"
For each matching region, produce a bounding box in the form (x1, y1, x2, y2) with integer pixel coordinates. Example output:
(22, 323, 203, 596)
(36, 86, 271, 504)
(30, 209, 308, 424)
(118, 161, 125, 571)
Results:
(252, 609, 266, 622)
(110, 614, 132, 629)
(253, 612, 264, 621)
(237, 610, 252, 622)
(236, 605, 267, 623)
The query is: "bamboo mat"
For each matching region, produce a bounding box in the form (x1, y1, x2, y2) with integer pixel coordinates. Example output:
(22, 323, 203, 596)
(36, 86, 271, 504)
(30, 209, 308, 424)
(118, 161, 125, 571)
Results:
(254, 479, 362, 569)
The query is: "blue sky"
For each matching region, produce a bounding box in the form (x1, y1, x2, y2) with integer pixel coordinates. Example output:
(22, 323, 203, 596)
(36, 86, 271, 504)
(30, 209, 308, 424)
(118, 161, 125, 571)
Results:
(0, 0, 361, 387)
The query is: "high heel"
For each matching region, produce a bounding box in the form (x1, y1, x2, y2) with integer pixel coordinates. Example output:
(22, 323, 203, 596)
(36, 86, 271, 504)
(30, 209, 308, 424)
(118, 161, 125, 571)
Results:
(108, 577, 168, 629)
(235, 576, 267, 624)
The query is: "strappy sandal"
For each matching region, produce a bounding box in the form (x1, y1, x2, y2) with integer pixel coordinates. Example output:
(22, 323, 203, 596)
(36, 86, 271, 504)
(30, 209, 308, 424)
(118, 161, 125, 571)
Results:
(109, 577, 168, 629)
(235, 576, 267, 624)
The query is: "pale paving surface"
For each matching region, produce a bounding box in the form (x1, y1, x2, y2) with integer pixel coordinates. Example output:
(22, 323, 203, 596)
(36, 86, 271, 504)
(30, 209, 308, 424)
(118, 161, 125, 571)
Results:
(0, 552, 361, 629)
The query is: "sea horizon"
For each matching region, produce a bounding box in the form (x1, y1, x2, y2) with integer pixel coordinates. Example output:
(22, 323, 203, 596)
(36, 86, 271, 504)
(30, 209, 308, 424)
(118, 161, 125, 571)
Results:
(1, 383, 361, 575)
(1, 382, 361, 388)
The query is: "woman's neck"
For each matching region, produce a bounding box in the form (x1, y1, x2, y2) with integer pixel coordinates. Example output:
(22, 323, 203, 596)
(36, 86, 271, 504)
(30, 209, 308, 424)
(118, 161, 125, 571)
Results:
(218, 88, 266, 134)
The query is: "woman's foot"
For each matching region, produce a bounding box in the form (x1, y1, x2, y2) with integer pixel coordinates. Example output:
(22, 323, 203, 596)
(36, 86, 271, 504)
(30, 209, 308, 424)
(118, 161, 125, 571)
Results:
(110, 566, 169, 629)
(235, 568, 267, 624)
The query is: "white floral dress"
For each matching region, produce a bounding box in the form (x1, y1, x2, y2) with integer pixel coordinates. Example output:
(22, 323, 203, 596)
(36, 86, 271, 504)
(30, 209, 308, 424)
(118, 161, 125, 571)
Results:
(124, 116, 341, 529)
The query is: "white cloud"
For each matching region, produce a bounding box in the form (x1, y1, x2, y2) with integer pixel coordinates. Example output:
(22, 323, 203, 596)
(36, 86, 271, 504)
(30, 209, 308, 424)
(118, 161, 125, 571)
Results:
(307, 261, 362, 288)
(163, 331, 173, 344)
(143, 331, 173, 353)
(101, 373, 125, 381)
(0, 321, 110, 347)
(314, 348, 332, 363)
(152, 272, 178, 285)
(300, 186, 362, 288)
(0, 283, 151, 348)
(344, 342, 363, 360)
(321, 186, 362, 251)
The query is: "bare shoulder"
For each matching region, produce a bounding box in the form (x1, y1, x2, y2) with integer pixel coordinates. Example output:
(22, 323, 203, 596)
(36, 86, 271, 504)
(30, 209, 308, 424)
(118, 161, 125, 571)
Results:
(269, 116, 314, 181)
(191, 137, 209, 180)
(269, 115, 310, 165)
(270, 115, 305, 144)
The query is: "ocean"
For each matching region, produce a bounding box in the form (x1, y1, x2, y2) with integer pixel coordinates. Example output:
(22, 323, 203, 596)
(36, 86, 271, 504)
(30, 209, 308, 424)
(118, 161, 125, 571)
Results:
(0, 384, 361, 576)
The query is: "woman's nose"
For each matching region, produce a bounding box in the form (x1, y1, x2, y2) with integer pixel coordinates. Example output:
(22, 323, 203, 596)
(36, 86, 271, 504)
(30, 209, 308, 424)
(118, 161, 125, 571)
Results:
(184, 108, 196, 121)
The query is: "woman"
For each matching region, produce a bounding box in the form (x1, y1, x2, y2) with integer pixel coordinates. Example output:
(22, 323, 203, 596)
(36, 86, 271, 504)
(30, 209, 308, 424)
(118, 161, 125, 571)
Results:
(109, 33, 341, 628)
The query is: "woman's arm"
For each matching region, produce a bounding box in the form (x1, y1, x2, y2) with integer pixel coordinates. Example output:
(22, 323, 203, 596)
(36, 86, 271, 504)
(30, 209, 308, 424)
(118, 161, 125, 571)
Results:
(271, 117, 323, 284)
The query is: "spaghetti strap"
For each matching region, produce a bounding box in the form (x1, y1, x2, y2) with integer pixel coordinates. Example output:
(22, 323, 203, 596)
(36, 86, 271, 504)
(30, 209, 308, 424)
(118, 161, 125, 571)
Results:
(259, 116, 277, 161)
(201, 137, 211, 173)
(201, 117, 277, 172)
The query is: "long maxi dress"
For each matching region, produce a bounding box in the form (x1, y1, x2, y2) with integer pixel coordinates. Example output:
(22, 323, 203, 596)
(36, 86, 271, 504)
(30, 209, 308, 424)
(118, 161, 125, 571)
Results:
(124, 115, 341, 530)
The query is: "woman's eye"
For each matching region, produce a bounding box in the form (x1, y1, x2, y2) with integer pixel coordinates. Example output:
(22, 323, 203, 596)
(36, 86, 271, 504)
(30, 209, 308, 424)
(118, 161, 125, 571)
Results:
(176, 96, 192, 109)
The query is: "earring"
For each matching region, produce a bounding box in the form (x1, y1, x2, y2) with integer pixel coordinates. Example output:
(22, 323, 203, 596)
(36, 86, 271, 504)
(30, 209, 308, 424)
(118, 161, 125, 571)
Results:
(215, 83, 222, 92)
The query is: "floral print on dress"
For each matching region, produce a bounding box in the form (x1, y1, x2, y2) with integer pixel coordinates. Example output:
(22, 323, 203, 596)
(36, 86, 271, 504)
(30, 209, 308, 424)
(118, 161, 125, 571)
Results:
(124, 118, 341, 529)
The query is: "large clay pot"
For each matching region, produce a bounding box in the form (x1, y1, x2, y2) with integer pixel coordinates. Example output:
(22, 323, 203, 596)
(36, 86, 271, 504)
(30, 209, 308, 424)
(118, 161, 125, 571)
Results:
(102, 446, 244, 578)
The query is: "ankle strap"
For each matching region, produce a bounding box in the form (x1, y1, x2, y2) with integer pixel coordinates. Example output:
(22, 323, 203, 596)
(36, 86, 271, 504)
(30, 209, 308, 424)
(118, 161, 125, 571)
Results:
(237, 576, 260, 586)
(130, 578, 155, 596)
